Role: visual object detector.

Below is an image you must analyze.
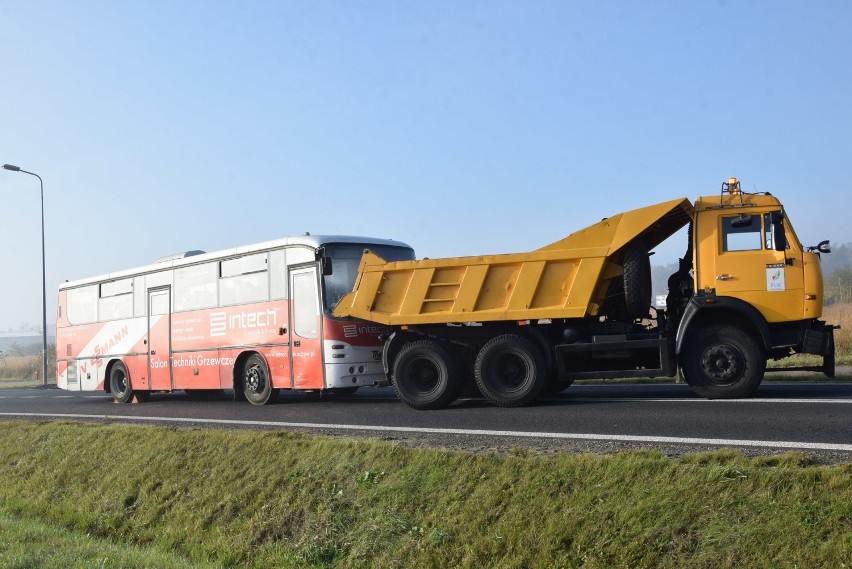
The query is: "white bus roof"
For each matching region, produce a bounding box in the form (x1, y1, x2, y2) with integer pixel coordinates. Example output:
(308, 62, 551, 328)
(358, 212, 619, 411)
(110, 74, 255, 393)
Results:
(60, 234, 412, 290)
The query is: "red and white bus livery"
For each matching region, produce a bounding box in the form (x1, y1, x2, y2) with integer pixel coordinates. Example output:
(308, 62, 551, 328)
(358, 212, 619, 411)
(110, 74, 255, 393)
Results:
(56, 235, 414, 404)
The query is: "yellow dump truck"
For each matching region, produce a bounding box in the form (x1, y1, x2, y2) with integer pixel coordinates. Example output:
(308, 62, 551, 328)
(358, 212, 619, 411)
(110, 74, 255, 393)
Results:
(334, 179, 836, 409)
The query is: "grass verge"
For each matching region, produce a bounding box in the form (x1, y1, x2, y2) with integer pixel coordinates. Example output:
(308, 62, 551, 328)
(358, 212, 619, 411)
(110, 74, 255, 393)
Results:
(0, 509, 216, 568)
(0, 420, 850, 568)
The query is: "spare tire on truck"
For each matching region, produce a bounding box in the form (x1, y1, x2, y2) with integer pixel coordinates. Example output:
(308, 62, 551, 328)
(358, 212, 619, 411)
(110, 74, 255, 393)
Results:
(622, 241, 651, 319)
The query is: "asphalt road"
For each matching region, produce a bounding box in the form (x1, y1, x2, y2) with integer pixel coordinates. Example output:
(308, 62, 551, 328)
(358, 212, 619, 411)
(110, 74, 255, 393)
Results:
(1, 382, 850, 461)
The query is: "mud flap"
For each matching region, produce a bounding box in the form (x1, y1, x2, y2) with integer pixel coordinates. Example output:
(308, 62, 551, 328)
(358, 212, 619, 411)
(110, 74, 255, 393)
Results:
(823, 328, 836, 379)
(802, 322, 838, 379)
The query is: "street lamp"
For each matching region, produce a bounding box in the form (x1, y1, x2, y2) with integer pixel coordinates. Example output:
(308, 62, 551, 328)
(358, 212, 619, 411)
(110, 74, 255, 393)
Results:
(2, 164, 48, 388)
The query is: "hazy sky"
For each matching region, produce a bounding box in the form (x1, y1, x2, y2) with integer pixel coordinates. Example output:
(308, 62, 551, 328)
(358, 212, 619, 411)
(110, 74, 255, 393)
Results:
(1, 1, 850, 331)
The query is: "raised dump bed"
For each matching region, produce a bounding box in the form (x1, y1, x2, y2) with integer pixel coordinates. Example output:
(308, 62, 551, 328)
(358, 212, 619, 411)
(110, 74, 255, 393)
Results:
(333, 197, 693, 325)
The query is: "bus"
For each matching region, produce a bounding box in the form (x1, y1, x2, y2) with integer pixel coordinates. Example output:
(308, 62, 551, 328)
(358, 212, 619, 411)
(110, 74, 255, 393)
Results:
(55, 235, 415, 404)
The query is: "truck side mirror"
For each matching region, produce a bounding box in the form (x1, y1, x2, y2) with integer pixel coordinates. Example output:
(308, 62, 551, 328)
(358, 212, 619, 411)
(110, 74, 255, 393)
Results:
(770, 211, 787, 252)
(817, 240, 831, 254)
(322, 257, 333, 276)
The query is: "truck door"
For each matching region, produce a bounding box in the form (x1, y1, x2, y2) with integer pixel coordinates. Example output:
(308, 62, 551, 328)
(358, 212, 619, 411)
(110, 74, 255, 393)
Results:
(148, 287, 172, 391)
(289, 266, 324, 389)
(708, 212, 803, 322)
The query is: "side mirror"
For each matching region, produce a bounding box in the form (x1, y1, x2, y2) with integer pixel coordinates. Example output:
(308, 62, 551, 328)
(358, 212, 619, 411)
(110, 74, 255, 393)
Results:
(322, 257, 333, 276)
(818, 240, 831, 254)
(770, 211, 787, 252)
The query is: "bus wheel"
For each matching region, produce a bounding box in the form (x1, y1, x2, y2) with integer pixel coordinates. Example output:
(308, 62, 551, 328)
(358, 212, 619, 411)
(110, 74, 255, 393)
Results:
(392, 340, 463, 410)
(681, 324, 765, 399)
(109, 362, 134, 404)
(475, 335, 547, 407)
(242, 354, 274, 405)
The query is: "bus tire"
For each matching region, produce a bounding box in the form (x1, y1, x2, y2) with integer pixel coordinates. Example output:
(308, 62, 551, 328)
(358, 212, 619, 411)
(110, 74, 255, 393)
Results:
(242, 354, 274, 405)
(109, 362, 134, 404)
(474, 334, 547, 407)
(680, 324, 765, 399)
(392, 340, 463, 410)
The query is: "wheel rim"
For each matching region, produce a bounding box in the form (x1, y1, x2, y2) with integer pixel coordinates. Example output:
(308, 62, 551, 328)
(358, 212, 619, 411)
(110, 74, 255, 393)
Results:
(112, 368, 128, 396)
(403, 356, 441, 395)
(699, 344, 743, 386)
(245, 364, 265, 394)
(485, 351, 529, 394)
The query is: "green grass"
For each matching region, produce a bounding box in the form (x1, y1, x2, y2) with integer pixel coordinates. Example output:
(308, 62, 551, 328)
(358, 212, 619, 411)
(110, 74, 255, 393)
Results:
(0, 421, 850, 568)
(0, 509, 217, 568)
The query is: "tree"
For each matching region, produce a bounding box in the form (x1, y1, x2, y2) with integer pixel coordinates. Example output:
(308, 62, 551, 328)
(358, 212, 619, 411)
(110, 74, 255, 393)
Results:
(825, 267, 852, 305)
(821, 242, 852, 278)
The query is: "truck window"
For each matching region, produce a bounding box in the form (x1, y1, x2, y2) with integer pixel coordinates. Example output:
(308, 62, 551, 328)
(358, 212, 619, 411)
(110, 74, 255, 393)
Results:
(722, 215, 761, 252)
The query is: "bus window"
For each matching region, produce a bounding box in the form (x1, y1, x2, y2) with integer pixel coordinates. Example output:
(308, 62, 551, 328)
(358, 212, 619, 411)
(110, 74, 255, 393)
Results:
(67, 285, 98, 324)
(219, 253, 269, 306)
(293, 271, 319, 339)
(99, 278, 133, 320)
(269, 249, 287, 299)
(134, 276, 146, 316)
(174, 262, 217, 311)
(321, 244, 415, 311)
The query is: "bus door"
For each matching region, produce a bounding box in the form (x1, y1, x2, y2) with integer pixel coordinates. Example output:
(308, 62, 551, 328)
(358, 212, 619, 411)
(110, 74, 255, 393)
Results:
(289, 266, 324, 389)
(148, 287, 172, 391)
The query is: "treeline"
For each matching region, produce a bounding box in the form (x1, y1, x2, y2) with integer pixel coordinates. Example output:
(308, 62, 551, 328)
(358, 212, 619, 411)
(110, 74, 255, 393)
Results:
(824, 267, 852, 305)
(652, 242, 852, 306)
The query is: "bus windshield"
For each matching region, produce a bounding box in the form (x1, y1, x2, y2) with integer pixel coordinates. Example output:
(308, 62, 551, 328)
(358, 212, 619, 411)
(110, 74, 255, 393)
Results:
(322, 244, 415, 311)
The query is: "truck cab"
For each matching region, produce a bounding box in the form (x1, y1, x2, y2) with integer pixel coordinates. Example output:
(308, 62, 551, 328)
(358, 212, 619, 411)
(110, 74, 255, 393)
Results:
(670, 178, 835, 398)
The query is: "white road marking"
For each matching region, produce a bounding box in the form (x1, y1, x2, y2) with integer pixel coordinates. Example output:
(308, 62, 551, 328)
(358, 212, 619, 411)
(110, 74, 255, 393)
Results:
(555, 397, 852, 404)
(1, 412, 850, 452)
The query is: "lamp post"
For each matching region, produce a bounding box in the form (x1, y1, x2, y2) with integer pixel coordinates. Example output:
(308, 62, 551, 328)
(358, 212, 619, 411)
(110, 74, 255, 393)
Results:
(2, 164, 48, 388)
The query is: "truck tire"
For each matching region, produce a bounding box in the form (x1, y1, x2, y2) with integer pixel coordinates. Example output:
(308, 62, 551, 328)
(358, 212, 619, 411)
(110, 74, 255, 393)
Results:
(392, 340, 464, 410)
(680, 324, 765, 399)
(474, 334, 547, 407)
(622, 241, 651, 319)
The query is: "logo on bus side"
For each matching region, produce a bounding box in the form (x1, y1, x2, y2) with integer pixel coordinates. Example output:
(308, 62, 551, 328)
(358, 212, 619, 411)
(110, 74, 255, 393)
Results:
(343, 324, 390, 338)
(210, 309, 281, 337)
(83, 324, 130, 372)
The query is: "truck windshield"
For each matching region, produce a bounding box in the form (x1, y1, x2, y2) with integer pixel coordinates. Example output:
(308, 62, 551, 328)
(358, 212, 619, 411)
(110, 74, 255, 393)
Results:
(322, 244, 415, 311)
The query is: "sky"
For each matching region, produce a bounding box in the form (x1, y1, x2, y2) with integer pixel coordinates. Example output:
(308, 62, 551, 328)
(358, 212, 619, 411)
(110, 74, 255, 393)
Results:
(1, 0, 850, 331)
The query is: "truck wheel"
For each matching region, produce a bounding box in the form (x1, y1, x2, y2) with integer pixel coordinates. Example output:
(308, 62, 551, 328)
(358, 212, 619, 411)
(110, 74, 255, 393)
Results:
(474, 335, 547, 407)
(109, 362, 134, 404)
(392, 340, 463, 410)
(623, 241, 651, 319)
(680, 325, 765, 399)
(243, 354, 274, 405)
